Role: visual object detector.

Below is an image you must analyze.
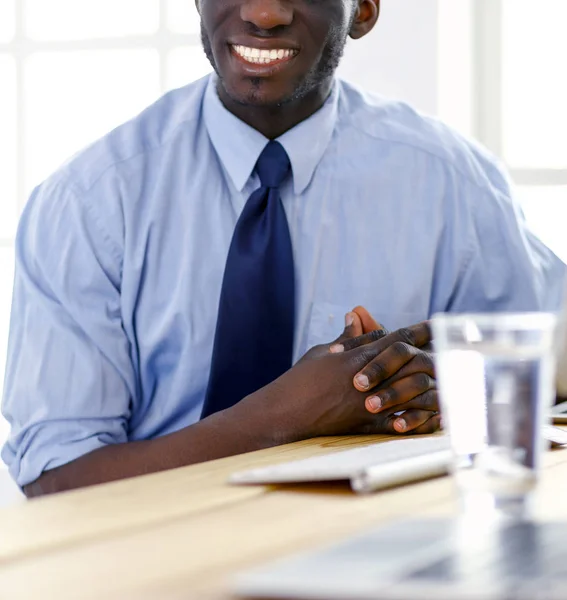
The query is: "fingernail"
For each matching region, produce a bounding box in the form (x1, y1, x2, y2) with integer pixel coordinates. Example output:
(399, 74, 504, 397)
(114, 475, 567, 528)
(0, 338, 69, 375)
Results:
(329, 344, 344, 354)
(394, 418, 407, 432)
(367, 396, 382, 412)
(354, 374, 369, 390)
(345, 313, 355, 327)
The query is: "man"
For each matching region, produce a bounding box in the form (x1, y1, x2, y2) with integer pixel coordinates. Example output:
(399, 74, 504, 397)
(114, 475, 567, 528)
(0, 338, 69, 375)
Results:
(2, 0, 563, 496)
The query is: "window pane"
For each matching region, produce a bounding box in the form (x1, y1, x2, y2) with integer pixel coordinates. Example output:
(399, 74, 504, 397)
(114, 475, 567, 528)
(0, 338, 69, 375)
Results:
(437, 0, 474, 139)
(24, 50, 161, 192)
(516, 186, 567, 262)
(502, 0, 567, 168)
(25, 0, 159, 41)
(0, 0, 15, 43)
(167, 0, 201, 34)
(0, 246, 15, 415)
(166, 47, 212, 91)
(0, 55, 17, 240)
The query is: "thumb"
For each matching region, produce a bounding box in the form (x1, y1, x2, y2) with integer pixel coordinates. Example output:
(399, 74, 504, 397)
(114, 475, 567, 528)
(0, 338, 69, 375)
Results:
(352, 306, 382, 334)
(333, 311, 364, 345)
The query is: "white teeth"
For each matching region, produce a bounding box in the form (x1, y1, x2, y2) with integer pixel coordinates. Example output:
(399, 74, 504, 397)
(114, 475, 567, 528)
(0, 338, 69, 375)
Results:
(232, 45, 296, 64)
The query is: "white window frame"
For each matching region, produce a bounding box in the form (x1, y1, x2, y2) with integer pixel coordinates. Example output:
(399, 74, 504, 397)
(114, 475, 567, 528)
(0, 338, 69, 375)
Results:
(473, 0, 567, 186)
(0, 0, 201, 249)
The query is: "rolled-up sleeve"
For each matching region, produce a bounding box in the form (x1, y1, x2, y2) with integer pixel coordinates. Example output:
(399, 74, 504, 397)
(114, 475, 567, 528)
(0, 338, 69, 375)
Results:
(1, 175, 134, 487)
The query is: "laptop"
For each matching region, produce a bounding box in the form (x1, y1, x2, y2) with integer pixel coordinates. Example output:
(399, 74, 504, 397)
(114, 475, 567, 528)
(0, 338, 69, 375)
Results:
(233, 518, 567, 600)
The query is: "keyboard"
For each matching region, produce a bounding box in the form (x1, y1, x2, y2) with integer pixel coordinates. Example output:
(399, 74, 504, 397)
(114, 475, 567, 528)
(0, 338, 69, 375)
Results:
(229, 435, 452, 487)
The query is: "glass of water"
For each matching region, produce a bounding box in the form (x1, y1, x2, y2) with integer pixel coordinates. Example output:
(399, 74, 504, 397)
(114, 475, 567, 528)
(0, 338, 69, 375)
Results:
(432, 312, 557, 521)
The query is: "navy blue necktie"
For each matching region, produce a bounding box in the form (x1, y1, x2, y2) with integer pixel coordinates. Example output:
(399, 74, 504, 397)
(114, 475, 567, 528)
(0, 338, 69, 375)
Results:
(201, 141, 295, 418)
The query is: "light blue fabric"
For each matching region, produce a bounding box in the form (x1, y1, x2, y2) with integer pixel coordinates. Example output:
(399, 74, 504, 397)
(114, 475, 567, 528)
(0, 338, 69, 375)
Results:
(2, 74, 564, 487)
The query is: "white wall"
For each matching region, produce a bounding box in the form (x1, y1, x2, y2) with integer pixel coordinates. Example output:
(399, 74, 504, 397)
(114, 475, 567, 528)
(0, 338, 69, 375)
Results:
(338, 0, 474, 139)
(338, 0, 440, 115)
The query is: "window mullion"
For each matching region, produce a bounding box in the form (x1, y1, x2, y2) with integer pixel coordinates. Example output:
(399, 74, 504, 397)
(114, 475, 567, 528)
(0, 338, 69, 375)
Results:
(158, 0, 168, 94)
(15, 0, 26, 218)
(0, 33, 200, 54)
(473, 0, 503, 157)
(510, 169, 567, 187)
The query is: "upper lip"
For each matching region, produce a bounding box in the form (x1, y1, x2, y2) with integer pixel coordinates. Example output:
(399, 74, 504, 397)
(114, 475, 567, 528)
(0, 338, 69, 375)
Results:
(228, 37, 299, 51)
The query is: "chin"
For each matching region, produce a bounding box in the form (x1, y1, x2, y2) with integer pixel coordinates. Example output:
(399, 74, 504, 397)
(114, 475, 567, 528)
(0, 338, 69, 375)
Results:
(222, 71, 313, 108)
(222, 79, 289, 107)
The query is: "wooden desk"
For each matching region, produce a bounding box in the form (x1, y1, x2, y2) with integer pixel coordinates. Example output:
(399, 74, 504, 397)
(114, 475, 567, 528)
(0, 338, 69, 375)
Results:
(0, 434, 566, 600)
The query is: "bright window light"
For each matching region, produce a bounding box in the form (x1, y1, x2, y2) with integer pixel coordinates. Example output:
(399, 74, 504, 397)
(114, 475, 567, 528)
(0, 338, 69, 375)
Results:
(0, 54, 17, 240)
(167, 0, 201, 35)
(502, 0, 567, 169)
(166, 46, 212, 91)
(517, 186, 567, 262)
(24, 0, 160, 41)
(0, 247, 15, 442)
(0, 1, 15, 43)
(24, 50, 161, 192)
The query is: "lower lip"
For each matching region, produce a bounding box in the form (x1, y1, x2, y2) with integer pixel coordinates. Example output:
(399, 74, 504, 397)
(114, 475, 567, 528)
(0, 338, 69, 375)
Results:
(229, 46, 298, 76)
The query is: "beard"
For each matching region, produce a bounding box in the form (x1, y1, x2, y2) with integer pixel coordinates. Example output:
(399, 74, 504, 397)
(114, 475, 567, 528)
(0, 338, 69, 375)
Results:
(200, 23, 349, 107)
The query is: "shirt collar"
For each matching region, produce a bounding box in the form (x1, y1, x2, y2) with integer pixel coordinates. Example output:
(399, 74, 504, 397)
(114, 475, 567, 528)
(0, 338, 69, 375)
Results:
(203, 74, 339, 195)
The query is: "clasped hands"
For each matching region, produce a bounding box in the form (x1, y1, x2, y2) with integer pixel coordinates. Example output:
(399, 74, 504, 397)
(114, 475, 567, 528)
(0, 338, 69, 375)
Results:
(330, 306, 440, 435)
(242, 306, 441, 443)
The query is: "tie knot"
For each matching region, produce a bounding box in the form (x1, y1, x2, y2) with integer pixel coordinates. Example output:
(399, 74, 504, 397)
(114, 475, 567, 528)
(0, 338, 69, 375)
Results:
(255, 141, 291, 189)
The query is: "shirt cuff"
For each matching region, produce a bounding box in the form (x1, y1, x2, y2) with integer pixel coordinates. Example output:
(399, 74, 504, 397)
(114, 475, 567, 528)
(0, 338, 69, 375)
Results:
(2, 421, 127, 488)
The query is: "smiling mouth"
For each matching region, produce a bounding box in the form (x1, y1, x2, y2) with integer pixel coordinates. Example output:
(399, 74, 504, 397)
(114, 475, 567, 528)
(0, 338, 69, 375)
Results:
(230, 44, 299, 66)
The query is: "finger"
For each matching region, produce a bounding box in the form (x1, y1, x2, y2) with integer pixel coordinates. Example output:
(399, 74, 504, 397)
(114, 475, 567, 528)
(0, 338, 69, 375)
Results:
(350, 322, 433, 384)
(385, 351, 435, 383)
(365, 375, 437, 413)
(330, 328, 388, 354)
(352, 306, 381, 334)
(349, 311, 364, 338)
(389, 322, 432, 348)
(353, 342, 420, 391)
(397, 389, 440, 414)
(331, 312, 364, 346)
(389, 409, 439, 434)
(364, 352, 436, 408)
(404, 412, 442, 435)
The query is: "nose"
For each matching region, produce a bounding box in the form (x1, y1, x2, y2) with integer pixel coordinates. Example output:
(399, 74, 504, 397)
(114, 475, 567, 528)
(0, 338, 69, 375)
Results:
(240, 0, 293, 30)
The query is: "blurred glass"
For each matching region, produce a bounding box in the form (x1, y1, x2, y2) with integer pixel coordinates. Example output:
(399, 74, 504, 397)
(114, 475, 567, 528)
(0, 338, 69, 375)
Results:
(0, 54, 17, 240)
(433, 312, 557, 521)
(0, 0, 15, 43)
(502, 0, 567, 168)
(166, 46, 212, 91)
(24, 50, 161, 192)
(167, 0, 201, 35)
(24, 0, 159, 41)
(517, 186, 567, 262)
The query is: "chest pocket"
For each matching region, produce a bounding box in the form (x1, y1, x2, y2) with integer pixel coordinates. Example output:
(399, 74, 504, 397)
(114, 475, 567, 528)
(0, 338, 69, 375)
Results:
(305, 302, 427, 349)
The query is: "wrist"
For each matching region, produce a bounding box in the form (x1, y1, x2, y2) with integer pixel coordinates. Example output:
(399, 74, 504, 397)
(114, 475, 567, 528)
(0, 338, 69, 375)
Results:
(218, 393, 277, 451)
(231, 384, 300, 448)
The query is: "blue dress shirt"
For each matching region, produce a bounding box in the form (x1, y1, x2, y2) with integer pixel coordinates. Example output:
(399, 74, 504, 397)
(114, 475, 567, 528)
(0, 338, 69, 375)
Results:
(2, 74, 564, 487)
